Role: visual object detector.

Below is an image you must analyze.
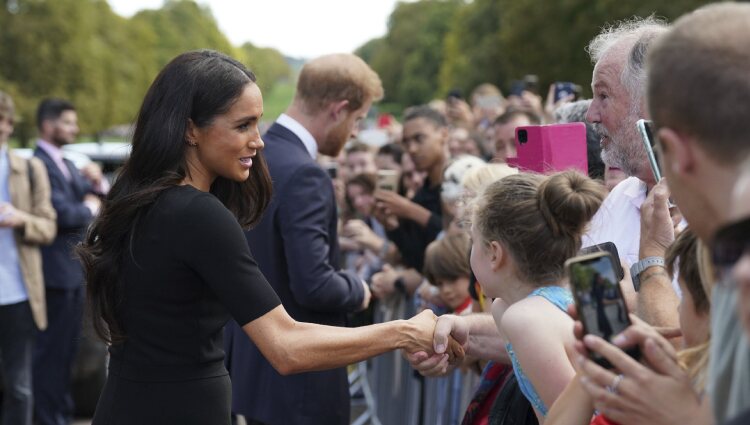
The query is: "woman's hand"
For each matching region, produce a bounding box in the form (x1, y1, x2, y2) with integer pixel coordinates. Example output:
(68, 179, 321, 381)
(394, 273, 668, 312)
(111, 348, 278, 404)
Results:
(577, 332, 706, 425)
(404, 310, 465, 363)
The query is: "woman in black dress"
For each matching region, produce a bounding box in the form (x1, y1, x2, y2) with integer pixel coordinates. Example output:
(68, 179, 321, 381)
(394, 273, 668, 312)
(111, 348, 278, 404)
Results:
(77, 50, 446, 424)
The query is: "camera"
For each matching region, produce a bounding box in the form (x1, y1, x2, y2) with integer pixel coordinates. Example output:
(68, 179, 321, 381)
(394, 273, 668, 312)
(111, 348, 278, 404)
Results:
(517, 129, 528, 144)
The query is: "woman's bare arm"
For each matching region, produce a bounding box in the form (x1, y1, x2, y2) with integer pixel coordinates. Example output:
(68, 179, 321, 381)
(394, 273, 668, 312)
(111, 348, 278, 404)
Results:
(243, 305, 452, 375)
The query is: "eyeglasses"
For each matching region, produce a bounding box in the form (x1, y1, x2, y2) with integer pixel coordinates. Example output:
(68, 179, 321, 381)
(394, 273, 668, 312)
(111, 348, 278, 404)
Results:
(712, 216, 750, 284)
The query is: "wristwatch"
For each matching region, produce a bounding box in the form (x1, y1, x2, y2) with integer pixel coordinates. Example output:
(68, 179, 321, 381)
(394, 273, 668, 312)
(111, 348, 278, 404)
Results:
(630, 256, 665, 291)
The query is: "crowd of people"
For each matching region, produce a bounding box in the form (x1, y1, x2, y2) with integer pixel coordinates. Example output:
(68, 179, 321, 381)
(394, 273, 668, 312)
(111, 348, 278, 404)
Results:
(1, 2, 750, 425)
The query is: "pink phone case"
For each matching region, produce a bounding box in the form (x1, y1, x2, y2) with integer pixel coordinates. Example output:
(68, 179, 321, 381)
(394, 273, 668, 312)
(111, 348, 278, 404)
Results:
(507, 122, 588, 175)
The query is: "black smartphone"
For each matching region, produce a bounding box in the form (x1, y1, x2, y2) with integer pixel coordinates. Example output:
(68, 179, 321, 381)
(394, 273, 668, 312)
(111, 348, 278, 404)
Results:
(636, 119, 661, 182)
(579, 241, 624, 281)
(325, 163, 338, 179)
(447, 88, 463, 101)
(509, 75, 539, 97)
(566, 252, 640, 368)
(554, 82, 581, 102)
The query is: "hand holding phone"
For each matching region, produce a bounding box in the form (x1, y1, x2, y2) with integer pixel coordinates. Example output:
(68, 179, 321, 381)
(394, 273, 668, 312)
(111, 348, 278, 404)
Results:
(566, 252, 641, 368)
(553, 82, 581, 102)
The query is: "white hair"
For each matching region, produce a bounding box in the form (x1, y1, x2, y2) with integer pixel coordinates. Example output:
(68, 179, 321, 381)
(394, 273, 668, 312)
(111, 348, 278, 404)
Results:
(554, 99, 592, 124)
(587, 16, 669, 110)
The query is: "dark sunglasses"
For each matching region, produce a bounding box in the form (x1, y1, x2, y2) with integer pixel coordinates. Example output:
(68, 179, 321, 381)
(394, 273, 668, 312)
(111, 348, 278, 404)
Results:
(712, 216, 750, 271)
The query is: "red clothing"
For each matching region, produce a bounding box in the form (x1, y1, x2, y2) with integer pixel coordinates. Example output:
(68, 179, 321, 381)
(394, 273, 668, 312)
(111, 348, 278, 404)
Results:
(591, 414, 620, 425)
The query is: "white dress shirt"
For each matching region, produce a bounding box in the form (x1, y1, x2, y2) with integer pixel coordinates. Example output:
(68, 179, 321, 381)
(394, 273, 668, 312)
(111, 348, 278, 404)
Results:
(583, 176, 681, 295)
(276, 113, 318, 159)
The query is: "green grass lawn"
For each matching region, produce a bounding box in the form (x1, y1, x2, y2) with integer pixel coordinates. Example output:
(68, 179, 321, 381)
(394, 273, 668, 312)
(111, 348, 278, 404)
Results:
(262, 80, 295, 124)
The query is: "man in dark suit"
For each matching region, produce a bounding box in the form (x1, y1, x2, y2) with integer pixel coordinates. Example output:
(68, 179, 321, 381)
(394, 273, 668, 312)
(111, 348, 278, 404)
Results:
(32, 99, 107, 425)
(225, 54, 382, 425)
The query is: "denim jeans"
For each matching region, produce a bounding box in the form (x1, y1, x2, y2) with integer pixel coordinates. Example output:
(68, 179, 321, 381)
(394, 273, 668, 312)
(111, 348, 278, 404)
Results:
(0, 301, 35, 425)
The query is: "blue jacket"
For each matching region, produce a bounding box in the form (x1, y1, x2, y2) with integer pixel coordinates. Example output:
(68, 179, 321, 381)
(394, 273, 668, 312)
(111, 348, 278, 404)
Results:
(33, 147, 93, 290)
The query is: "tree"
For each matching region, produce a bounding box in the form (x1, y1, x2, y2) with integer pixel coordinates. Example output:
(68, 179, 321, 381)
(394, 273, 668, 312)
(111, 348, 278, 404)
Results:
(237, 42, 292, 96)
(496, 0, 712, 97)
(438, 0, 505, 97)
(360, 0, 463, 107)
(0, 0, 292, 143)
(357, 0, 714, 111)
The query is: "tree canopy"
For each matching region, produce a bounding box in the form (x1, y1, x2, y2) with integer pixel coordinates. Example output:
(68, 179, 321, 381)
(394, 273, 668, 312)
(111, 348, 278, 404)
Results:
(358, 0, 713, 109)
(0, 0, 291, 144)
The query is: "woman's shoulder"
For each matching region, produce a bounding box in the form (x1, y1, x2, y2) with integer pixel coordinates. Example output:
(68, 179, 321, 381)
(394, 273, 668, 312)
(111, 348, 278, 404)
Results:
(501, 294, 572, 336)
(157, 185, 235, 226)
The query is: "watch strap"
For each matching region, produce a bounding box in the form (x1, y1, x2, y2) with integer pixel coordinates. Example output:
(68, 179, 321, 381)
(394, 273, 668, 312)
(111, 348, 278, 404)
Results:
(630, 256, 665, 291)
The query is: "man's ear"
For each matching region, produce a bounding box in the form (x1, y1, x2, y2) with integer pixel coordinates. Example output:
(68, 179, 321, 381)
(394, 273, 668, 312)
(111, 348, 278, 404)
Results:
(658, 127, 695, 176)
(330, 100, 350, 121)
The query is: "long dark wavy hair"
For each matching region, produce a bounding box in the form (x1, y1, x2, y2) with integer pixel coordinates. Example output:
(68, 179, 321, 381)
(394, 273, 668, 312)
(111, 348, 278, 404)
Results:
(77, 50, 273, 343)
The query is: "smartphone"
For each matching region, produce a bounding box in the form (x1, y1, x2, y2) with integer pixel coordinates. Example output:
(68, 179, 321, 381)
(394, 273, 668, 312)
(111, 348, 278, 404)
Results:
(506, 122, 588, 174)
(566, 252, 641, 368)
(522, 74, 539, 94)
(325, 163, 338, 179)
(447, 88, 463, 101)
(636, 119, 661, 182)
(376, 169, 399, 192)
(579, 241, 624, 281)
(554, 82, 581, 102)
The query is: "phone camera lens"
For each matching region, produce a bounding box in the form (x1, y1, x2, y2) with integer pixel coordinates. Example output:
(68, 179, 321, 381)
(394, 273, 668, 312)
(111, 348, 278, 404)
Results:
(518, 129, 528, 144)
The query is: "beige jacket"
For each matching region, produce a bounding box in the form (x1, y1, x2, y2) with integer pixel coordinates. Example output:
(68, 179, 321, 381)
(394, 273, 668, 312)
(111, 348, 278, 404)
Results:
(7, 151, 56, 330)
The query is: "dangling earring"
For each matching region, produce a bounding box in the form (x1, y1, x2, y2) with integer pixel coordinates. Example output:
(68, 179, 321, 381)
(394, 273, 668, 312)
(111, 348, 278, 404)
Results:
(186, 139, 197, 147)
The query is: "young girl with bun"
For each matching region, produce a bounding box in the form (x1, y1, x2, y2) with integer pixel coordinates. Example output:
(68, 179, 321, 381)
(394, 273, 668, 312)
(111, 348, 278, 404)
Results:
(469, 170, 606, 422)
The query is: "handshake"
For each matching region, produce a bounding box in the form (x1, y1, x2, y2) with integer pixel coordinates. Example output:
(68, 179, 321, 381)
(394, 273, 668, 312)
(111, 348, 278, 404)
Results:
(403, 312, 470, 374)
(403, 310, 466, 367)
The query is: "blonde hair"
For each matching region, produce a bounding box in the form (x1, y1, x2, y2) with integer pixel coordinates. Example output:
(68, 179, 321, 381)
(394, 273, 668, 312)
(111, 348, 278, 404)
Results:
(458, 164, 518, 229)
(296, 54, 383, 113)
(670, 229, 714, 394)
(473, 171, 605, 284)
(461, 163, 518, 194)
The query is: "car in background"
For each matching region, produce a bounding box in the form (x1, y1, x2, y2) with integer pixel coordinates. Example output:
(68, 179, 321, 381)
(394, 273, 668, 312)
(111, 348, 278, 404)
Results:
(62, 141, 131, 182)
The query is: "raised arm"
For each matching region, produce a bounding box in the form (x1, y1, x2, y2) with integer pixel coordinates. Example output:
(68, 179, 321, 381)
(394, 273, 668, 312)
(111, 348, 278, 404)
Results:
(637, 180, 680, 329)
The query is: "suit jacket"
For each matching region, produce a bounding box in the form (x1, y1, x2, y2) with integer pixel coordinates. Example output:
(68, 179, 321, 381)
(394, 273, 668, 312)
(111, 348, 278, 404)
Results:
(34, 147, 93, 290)
(225, 123, 365, 425)
(7, 152, 56, 329)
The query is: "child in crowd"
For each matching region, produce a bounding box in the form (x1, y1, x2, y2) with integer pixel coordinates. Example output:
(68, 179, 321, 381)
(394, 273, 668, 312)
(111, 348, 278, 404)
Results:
(470, 170, 606, 422)
(424, 233, 474, 316)
(422, 232, 480, 424)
